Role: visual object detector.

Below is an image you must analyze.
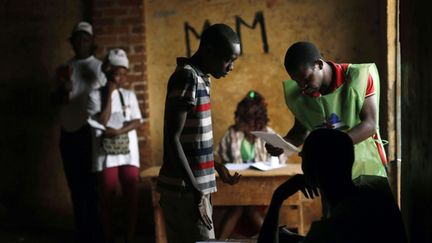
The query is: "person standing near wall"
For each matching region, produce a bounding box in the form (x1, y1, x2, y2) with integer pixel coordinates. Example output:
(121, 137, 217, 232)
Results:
(89, 48, 142, 243)
(156, 24, 242, 243)
(51, 21, 105, 243)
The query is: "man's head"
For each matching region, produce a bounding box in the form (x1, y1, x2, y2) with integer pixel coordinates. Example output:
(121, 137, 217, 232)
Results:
(300, 129, 354, 190)
(197, 24, 241, 79)
(69, 21, 95, 59)
(284, 41, 325, 95)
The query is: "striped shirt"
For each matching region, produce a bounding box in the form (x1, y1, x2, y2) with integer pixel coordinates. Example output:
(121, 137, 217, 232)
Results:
(157, 58, 217, 195)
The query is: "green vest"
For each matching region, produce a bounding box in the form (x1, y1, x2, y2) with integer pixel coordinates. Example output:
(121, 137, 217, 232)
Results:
(283, 63, 387, 179)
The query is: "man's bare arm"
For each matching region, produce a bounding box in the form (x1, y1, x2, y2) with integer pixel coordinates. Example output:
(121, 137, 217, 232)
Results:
(164, 100, 201, 191)
(347, 95, 377, 144)
(258, 174, 317, 243)
(284, 119, 308, 147)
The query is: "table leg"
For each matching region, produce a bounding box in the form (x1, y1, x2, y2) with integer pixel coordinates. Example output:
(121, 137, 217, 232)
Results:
(154, 206, 167, 243)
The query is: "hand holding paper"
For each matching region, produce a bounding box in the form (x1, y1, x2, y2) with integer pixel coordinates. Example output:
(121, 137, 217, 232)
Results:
(251, 131, 300, 153)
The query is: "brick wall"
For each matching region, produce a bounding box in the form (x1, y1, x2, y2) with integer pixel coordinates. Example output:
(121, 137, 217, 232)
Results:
(92, 0, 152, 167)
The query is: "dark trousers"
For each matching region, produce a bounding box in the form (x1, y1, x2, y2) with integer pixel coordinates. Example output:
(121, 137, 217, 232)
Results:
(60, 125, 102, 243)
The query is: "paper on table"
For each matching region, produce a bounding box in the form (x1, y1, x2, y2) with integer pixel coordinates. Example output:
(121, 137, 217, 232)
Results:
(249, 162, 287, 171)
(224, 163, 252, 171)
(224, 162, 287, 171)
(251, 131, 300, 153)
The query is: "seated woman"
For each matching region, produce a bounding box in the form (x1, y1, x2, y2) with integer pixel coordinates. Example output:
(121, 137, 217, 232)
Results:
(217, 90, 287, 239)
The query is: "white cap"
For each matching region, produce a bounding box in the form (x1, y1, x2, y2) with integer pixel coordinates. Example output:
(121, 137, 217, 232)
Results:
(72, 21, 93, 36)
(107, 48, 129, 69)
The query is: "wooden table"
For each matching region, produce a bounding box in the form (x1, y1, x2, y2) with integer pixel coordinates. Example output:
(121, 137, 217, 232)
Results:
(141, 164, 307, 243)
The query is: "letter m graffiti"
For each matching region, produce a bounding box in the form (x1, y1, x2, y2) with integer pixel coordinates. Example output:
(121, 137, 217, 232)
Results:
(184, 20, 211, 57)
(235, 11, 269, 55)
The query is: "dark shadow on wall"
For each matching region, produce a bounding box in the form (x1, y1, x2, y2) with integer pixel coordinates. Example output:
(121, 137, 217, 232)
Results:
(0, 79, 73, 229)
(400, 0, 432, 242)
(0, 0, 85, 230)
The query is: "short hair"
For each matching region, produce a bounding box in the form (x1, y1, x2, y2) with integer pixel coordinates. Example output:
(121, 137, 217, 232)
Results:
(235, 90, 269, 131)
(302, 129, 354, 182)
(69, 30, 93, 42)
(200, 24, 240, 52)
(69, 31, 97, 55)
(284, 41, 322, 73)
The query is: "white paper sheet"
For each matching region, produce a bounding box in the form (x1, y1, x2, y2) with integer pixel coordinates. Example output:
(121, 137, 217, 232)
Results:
(224, 163, 252, 171)
(224, 162, 287, 172)
(249, 162, 287, 171)
(250, 131, 300, 153)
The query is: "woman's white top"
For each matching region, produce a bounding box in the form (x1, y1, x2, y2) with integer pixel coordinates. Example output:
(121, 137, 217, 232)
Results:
(88, 88, 142, 172)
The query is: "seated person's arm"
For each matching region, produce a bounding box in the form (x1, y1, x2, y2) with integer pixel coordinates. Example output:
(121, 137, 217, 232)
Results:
(347, 95, 377, 144)
(257, 191, 285, 243)
(258, 174, 316, 243)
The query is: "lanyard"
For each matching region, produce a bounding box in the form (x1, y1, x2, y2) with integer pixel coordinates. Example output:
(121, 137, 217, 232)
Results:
(117, 89, 126, 117)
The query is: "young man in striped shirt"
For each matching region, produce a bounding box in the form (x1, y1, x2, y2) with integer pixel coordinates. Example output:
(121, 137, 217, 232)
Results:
(157, 24, 241, 243)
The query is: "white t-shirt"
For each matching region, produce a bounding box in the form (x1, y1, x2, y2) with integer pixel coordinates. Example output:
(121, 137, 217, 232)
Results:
(89, 88, 142, 172)
(59, 55, 107, 132)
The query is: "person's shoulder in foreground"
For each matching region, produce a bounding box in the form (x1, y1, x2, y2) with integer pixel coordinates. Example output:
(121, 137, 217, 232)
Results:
(258, 128, 407, 243)
(303, 187, 407, 243)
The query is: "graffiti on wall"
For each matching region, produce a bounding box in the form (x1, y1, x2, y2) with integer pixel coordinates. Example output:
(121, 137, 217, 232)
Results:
(184, 11, 269, 57)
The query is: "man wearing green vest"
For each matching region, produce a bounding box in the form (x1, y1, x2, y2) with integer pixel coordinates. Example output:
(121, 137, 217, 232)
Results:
(267, 41, 390, 196)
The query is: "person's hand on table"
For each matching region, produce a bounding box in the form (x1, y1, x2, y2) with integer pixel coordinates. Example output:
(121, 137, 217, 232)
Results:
(216, 163, 241, 185)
